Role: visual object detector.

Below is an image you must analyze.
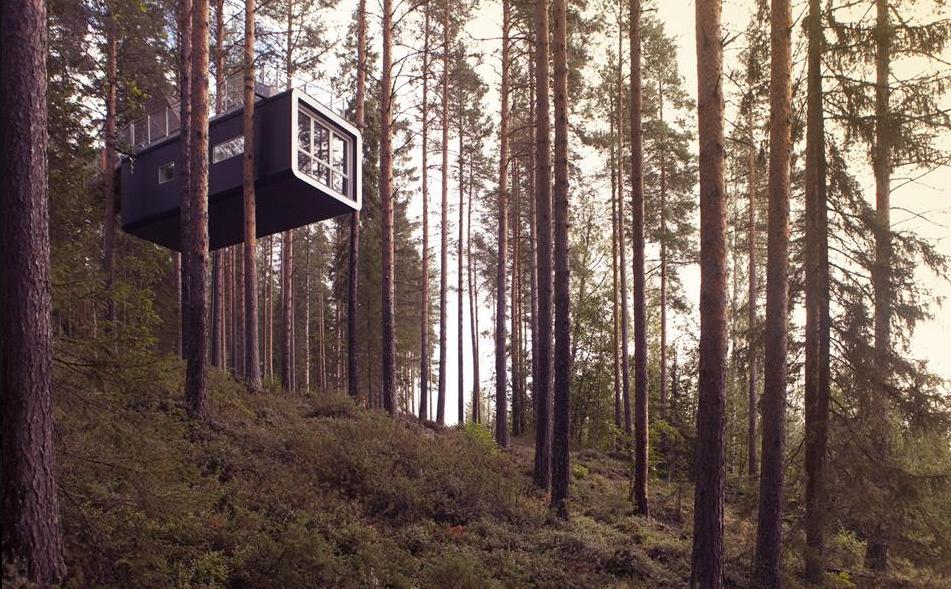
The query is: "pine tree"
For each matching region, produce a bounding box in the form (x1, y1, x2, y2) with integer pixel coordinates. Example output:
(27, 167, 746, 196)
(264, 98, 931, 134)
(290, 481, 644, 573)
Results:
(495, 0, 511, 448)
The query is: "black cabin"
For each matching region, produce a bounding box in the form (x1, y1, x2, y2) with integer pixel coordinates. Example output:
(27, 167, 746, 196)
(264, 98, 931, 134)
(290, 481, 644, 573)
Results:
(119, 87, 362, 251)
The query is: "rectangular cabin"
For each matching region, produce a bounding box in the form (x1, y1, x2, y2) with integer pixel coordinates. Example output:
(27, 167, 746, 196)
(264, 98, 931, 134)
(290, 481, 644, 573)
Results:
(120, 87, 362, 251)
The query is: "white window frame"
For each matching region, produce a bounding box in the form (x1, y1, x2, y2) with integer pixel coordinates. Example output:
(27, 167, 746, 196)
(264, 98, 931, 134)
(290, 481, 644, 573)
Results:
(158, 161, 175, 184)
(297, 107, 350, 197)
(212, 136, 244, 164)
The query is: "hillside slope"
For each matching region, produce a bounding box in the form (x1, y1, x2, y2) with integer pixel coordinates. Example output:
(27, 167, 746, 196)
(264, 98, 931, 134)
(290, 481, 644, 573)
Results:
(4, 357, 943, 588)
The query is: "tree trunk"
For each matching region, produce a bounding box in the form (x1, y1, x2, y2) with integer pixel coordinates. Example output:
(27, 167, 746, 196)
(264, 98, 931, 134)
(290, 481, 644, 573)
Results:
(1, 0, 68, 580)
(419, 5, 431, 420)
(550, 0, 571, 519)
(102, 13, 118, 325)
(867, 0, 892, 571)
(349, 0, 365, 400)
(532, 0, 553, 489)
(803, 0, 830, 579)
(753, 0, 791, 585)
(380, 0, 396, 414)
(747, 105, 759, 479)
(468, 154, 481, 423)
(179, 0, 193, 374)
(690, 0, 728, 585)
(458, 112, 466, 423)
(185, 0, 211, 419)
(242, 0, 262, 389)
(617, 1, 632, 437)
(629, 0, 649, 517)
(437, 0, 449, 425)
(511, 161, 523, 437)
(210, 0, 225, 370)
(611, 110, 622, 428)
(658, 80, 668, 421)
(495, 0, 511, 449)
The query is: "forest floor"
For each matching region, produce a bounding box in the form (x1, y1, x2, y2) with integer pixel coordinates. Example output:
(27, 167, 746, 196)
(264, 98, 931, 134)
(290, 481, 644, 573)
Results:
(8, 355, 944, 588)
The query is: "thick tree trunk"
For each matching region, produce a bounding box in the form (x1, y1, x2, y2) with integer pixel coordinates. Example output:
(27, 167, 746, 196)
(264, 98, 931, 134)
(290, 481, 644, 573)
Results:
(550, 0, 571, 519)
(532, 0, 553, 489)
(803, 0, 830, 580)
(380, 0, 396, 414)
(437, 0, 450, 425)
(102, 14, 118, 326)
(185, 0, 211, 419)
(690, 0, 728, 585)
(348, 0, 365, 401)
(746, 105, 759, 479)
(242, 0, 262, 389)
(629, 0, 649, 517)
(495, 0, 511, 449)
(1, 0, 68, 580)
(419, 6, 431, 420)
(753, 0, 792, 585)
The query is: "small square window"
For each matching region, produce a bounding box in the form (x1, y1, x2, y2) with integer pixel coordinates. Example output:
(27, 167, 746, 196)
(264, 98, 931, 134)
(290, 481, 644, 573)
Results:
(158, 161, 175, 184)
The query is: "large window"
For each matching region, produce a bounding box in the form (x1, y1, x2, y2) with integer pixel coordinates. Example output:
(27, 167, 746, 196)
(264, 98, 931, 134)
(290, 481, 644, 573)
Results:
(213, 136, 244, 163)
(297, 107, 350, 197)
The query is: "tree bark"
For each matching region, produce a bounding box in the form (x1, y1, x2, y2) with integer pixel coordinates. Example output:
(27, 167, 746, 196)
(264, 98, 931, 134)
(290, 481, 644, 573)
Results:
(419, 5, 431, 420)
(629, 0, 649, 517)
(532, 0, 553, 489)
(1, 0, 68, 580)
(690, 0, 728, 585)
(458, 112, 466, 423)
(803, 0, 830, 580)
(210, 0, 225, 370)
(380, 0, 396, 415)
(658, 79, 668, 421)
(185, 0, 211, 419)
(611, 109, 622, 428)
(179, 0, 193, 374)
(242, 0, 262, 389)
(495, 0, 511, 449)
(753, 0, 792, 585)
(550, 0, 571, 519)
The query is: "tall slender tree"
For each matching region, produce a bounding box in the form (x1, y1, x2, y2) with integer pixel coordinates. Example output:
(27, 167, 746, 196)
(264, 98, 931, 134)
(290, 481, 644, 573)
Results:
(380, 0, 396, 414)
(550, 0, 571, 518)
(210, 0, 226, 370)
(629, 0, 649, 517)
(1, 0, 68, 581)
(532, 0, 553, 489)
(242, 0, 262, 390)
(495, 0, 511, 448)
(690, 0, 728, 584)
(437, 0, 450, 425)
(457, 109, 466, 424)
(184, 0, 211, 419)
(348, 0, 366, 401)
(803, 0, 831, 579)
(753, 0, 792, 584)
(102, 9, 118, 326)
(419, 4, 432, 420)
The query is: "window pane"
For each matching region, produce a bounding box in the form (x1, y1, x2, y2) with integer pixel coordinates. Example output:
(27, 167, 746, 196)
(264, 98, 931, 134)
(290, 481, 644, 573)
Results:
(331, 171, 345, 194)
(298, 114, 311, 153)
(297, 152, 312, 175)
(333, 135, 347, 176)
(158, 162, 175, 184)
(315, 162, 330, 185)
(315, 125, 329, 163)
(213, 136, 244, 163)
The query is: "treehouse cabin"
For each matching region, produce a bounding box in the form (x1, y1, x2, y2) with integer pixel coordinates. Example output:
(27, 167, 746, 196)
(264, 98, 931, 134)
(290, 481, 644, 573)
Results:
(119, 84, 362, 251)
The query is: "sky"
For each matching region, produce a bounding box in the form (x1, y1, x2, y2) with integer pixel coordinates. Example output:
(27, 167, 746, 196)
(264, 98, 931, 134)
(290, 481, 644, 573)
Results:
(312, 0, 951, 423)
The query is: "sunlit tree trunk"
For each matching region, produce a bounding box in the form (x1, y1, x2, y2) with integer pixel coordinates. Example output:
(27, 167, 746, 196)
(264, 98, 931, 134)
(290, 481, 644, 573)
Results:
(690, 0, 728, 584)
(532, 0, 553, 489)
(242, 0, 262, 389)
(1, 0, 68, 580)
(550, 0, 571, 519)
